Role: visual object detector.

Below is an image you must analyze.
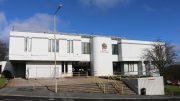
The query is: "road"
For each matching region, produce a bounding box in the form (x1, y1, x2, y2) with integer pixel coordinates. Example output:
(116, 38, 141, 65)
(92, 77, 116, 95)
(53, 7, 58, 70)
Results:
(0, 96, 180, 101)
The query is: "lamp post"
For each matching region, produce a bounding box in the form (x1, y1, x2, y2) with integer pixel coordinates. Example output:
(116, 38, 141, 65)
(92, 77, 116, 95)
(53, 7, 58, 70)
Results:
(54, 4, 62, 93)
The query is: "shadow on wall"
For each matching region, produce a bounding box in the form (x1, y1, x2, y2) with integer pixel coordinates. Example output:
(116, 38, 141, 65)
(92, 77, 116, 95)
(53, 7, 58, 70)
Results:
(1, 61, 14, 78)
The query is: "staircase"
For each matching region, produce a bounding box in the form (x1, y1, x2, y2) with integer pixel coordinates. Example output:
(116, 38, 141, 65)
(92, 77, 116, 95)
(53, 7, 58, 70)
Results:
(111, 80, 136, 95)
(40, 77, 136, 95)
(57, 83, 103, 93)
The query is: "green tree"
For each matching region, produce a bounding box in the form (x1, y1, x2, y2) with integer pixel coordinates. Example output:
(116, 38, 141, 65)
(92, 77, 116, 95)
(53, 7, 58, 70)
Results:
(0, 40, 8, 60)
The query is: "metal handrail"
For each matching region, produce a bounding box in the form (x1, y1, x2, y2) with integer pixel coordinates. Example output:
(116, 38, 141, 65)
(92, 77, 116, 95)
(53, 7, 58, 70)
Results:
(94, 76, 106, 93)
(108, 75, 124, 94)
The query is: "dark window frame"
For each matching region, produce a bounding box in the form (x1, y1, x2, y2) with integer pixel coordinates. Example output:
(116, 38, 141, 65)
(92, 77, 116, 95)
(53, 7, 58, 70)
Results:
(112, 44, 118, 55)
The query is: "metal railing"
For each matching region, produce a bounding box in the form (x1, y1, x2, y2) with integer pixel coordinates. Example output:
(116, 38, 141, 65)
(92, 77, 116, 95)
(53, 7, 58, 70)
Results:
(108, 75, 124, 94)
(93, 76, 106, 93)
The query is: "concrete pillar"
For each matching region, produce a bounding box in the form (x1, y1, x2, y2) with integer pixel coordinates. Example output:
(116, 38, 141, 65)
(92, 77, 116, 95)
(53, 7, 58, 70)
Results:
(91, 37, 113, 76)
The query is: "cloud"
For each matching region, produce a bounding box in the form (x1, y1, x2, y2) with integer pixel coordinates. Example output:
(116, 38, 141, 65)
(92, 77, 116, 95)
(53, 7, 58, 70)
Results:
(78, 0, 131, 10)
(0, 13, 58, 42)
(10, 13, 54, 32)
(0, 12, 7, 30)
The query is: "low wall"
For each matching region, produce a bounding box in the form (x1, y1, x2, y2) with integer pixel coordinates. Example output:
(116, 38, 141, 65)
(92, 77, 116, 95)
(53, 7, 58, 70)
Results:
(123, 76, 164, 95)
(123, 78, 138, 94)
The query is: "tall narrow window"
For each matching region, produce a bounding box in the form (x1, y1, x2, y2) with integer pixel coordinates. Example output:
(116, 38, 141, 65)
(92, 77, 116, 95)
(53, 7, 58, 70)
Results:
(67, 40, 70, 53)
(112, 44, 118, 55)
(82, 42, 90, 54)
(28, 38, 32, 52)
(128, 63, 134, 72)
(24, 37, 27, 52)
(71, 40, 73, 53)
(52, 39, 55, 52)
(56, 39, 59, 52)
(48, 39, 51, 52)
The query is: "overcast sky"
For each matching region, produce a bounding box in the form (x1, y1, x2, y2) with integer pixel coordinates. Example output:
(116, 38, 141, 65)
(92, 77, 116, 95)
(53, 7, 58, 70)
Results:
(0, 0, 179, 58)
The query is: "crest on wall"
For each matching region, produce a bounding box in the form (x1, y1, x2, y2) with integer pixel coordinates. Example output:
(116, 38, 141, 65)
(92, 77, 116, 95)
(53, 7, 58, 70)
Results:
(102, 43, 107, 50)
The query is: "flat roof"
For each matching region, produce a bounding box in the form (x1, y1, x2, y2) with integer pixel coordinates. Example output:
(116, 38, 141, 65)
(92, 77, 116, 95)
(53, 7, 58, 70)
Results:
(10, 30, 123, 40)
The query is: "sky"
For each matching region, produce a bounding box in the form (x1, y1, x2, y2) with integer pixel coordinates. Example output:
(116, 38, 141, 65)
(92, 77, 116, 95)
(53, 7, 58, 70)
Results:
(0, 0, 180, 58)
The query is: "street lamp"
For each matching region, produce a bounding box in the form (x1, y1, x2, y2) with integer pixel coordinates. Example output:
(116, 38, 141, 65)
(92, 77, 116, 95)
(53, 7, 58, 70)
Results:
(53, 4, 62, 93)
(54, 4, 63, 32)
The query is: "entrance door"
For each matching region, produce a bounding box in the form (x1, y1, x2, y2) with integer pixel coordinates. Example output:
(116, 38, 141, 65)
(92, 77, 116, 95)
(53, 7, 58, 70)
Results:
(72, 62, 91, 76)
(113, 62, 121, 75)
(14, 62, 26, 78)
(61, 62, 68, 76)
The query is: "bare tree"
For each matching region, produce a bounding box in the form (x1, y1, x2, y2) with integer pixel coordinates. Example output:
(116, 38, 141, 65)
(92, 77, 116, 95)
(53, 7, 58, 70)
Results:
(0, 40, 8, 61)
(143, 40, 177, 77)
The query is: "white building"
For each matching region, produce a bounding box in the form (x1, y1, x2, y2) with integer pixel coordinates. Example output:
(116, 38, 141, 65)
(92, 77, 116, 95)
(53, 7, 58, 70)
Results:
(1, 31, 158, 78)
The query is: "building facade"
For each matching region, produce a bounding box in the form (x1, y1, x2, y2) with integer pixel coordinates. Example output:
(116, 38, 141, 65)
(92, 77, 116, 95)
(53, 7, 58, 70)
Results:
(6, 31, 158, 78)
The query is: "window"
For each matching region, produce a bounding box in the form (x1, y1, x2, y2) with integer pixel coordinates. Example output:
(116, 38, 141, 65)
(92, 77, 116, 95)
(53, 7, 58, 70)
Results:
(82, 42, 90, 54)
(67, 40, 70, 53)
(52, 39, 55, 52)
(48, 39, 51, 52)
(71, 40, 73, 53)
(112, 44, 118, 55)
(28, 38, 32, 52)
(24, 37, 28, 52)
(24, 37, 32, 52)
(56, 39, 59, 52)
(67, 40, 74, 53)
(49, 39, 59, 52)
(128, 64, 134, 72)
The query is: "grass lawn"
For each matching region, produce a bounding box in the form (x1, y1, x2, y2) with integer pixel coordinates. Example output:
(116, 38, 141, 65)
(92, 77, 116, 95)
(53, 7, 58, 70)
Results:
(164, 85, 180, 95)
(0, 78, 7, 88)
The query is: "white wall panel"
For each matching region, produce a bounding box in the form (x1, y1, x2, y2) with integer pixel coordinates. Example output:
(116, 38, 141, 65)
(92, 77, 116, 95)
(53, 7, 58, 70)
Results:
(73, 40, 81, 57)
(31, 38, 48, 56)
(59, 39, 67, 56)
(138, 76, 164, 95)
(120, 39, 152, 61)
(9, 37, 25, 55)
